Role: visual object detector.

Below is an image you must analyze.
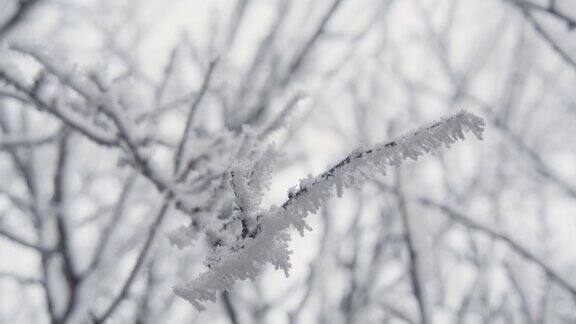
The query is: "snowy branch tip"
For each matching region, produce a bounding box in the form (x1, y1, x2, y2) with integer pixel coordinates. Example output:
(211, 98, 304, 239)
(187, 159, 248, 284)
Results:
(173, 110, 485, 311)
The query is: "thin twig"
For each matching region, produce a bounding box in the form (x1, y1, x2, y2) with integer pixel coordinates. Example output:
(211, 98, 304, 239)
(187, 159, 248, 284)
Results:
(0, 227, 52, 253)
(376, 182, 576, 303)
(0, 132, 60, 149)
(0, 0, 43, 40)
(83, 173, 137, 276)
(93, 199, 172, 324)
(174, 59, 218, 175)
(506, 0, 576, 29)
(518, 5, 576, 72)
(395, 169, 431, 324)
(0, 271, 42, 286)
(222, 291, 240, 324)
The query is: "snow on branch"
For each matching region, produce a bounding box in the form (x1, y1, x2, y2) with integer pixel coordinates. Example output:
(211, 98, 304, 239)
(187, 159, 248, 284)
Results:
(174, 110, 486, 310)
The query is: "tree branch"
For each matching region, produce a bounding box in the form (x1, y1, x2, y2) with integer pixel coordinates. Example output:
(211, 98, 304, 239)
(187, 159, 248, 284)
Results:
(93, 199, 172, 324)
(174, 111, 485, 310)
(395, 169, 431, 324)
(0, 0, 43, 40)
(514, 3, 576, 72)
(0, 226, 52, 253)
(221, 291, 240, 324)
(173, 59, 217, 175)
(506, 0, 576, 29)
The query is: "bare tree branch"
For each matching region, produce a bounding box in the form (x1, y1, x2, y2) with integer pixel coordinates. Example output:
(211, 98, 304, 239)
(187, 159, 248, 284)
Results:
(513, 3, 576, 72)
(93, 199, 172, 324)
(0, 271, 42, 286)
(506, 0, 576, 29)
(0, 226, 52, 253)
(422, 196, 576, 301)
(395, 168, 430, 324)
(174, 59, 218, 175)
(0, 0, 43, 40)
(221, 290, 240, 324)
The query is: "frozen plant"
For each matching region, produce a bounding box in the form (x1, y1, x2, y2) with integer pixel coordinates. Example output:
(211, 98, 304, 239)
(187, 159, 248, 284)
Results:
(0, 44, 485, 314)
(174, 110, 486, 310)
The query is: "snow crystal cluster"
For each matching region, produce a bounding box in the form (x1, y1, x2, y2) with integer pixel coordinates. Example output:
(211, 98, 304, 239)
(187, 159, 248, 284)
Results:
(174, 110, 486, 310)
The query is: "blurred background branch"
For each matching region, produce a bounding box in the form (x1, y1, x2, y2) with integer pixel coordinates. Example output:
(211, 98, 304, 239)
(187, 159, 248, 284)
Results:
(0, 0, 575, 323)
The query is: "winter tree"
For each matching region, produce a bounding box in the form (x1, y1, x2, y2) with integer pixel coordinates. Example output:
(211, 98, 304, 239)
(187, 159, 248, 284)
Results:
(0, 0, 575, 323)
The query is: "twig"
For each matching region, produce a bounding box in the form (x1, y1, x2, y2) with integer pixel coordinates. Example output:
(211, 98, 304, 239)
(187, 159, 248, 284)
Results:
(376, 182, 576, 303)
(175, 111, 484, 310)
(282, 0, 345, 85)
(379, 300, 417, 324)
(0, 132, 60, 149)
(0, 227, 52, 253)
(52, 131, 82, 322)
(174, 59, 218, 175)
(517, 5, 576, 72)
(504, 262, 536, 324)
(83, 173, 137, 276)
(222, 291, 240, 324)
(422, 196, 576, 301)
(0, 71, 118, 146)
(93, 199, 172, 324)
(506, 0, 576, 29)
(0, 271, 42, 286)
(0, 0, 43, 40)
(395, 169, 431, 324)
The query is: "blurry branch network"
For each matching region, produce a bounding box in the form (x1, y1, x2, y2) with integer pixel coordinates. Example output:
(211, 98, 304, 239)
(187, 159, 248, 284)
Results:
(0, 44, 486, 312)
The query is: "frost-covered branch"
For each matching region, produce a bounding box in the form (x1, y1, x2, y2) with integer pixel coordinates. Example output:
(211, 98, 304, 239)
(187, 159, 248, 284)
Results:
(174, 110, 485, 310)
(0, 47, 198, 214)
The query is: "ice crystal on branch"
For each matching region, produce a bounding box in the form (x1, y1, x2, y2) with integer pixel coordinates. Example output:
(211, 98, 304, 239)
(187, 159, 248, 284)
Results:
(174, 110, 485, 310)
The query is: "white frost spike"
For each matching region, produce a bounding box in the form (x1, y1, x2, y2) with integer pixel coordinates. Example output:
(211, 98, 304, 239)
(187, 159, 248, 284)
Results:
(174, 110, 485, 311)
